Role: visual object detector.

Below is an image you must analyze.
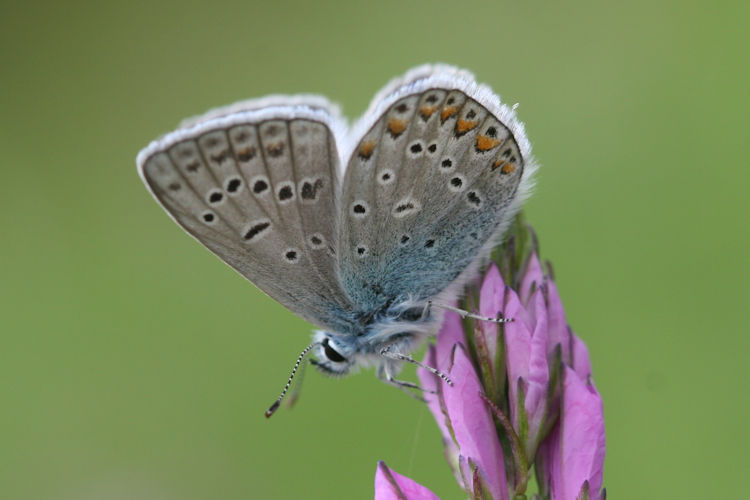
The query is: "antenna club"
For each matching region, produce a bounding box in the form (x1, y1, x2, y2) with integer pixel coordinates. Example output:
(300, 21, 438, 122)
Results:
(265, 401, 280, 418)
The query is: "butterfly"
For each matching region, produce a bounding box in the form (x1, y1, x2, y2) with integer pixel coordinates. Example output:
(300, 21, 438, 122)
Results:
(136, 64, 536, 416)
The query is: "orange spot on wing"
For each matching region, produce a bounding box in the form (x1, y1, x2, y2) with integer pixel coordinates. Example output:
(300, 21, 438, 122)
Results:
(441, 106, 458, 121)
(237, 146, 256, 162)
(419, 105, 436, 120)
(387, 118, 408, 136)
(495, 161, 516, 174)
(358, 140, 376, 159)
(456, 119, 479, 134)
(476, 135, 503, 151)
(266, 141, 284, 157)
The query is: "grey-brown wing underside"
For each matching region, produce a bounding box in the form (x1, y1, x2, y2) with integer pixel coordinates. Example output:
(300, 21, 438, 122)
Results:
(337, 87, 526, 308)
(138, 104, 354, 333)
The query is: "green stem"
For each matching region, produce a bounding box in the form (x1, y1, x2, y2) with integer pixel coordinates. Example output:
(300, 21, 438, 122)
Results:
(480, 393, 529, 494)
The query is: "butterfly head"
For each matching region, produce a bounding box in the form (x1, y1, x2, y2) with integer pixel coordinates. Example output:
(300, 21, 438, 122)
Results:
(310, 319, 434, 377)
(265, 308, 449, 417)
(310, 332, 356, 377)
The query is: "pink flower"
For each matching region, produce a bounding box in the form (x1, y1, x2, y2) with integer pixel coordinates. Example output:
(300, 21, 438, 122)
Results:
(377, 221, 606, 500)
(419, 343, 459, 477)
(443, 343, 509, 499)
(418, 320, 509, 498)
(374, 461, 439, 500)
(481, 263, 551, 460)
(536, 366, 606, 500)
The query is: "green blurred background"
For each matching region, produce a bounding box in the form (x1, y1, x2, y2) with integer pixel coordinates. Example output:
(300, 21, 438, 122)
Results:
(1, 0, 747, 498)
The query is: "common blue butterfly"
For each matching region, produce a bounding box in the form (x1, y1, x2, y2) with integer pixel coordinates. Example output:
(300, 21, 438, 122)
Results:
(136, 65, 536, 415)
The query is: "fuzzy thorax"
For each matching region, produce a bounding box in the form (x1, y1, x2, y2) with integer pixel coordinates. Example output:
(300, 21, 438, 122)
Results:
(311, 298, 444, 378)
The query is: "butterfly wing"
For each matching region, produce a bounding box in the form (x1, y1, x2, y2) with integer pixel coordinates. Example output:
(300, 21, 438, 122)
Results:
(337, 65, 536, 309)
(137, 99, 354, 332)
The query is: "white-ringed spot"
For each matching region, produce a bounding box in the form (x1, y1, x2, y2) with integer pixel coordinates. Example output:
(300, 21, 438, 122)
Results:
(378, 169, 396, 186)
(308, 233, 326, 250)
(250, 175, 270, 196)
(224, 176, 243, 195)
(201, 210, 217, 225)
(392, 198, 421, 218)
(242, 219, 272, 243)
(448, 174, 466, 192)
(350, 200, 369, 219)
(355, 244, 369, 258)
(276, 181, 296, 204)
(206, 188, 225, 206)
(283, 247, 300, 263)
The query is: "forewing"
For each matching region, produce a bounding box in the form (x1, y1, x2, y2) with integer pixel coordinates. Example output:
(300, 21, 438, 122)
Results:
(137, 101, 353, 332)
(337, 66, 534, 307)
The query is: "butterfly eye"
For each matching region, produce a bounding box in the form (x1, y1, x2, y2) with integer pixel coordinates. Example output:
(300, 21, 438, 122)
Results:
(322, 338, 346, 363)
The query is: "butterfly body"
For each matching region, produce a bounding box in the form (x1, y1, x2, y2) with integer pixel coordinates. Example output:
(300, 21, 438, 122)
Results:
(311, 292, 451, 377)
(137, 65, 536, 384)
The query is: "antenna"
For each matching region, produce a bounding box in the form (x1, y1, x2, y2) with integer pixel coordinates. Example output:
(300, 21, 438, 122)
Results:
(380, 347, 453, 386)
(265, 342, 320, 418)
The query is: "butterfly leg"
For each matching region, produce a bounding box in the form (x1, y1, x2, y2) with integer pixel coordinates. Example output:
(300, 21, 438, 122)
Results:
(427, 301, 514, 324)
(377, 365, 432, 401)
(420, 301, 431, 320)
(380, 346, 452, 388)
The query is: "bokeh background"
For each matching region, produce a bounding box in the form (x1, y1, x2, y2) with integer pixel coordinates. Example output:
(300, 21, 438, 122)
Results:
(1, 0, 747, 498)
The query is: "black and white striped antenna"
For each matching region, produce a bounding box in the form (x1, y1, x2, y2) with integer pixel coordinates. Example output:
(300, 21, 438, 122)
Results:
(265, 342, 320, 418)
